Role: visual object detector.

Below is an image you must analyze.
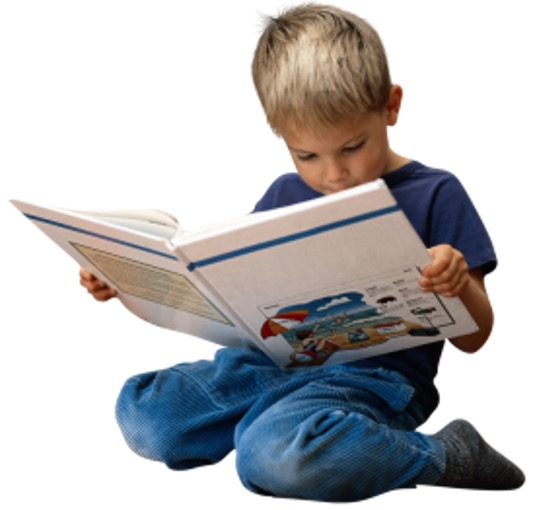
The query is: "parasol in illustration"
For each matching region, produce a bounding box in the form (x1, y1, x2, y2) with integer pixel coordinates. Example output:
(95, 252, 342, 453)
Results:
(260, 309, 309, 339)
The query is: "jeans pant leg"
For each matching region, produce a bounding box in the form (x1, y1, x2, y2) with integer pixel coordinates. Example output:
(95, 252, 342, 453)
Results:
(115, 347, 291, 470)
(235, 367, 445, 502)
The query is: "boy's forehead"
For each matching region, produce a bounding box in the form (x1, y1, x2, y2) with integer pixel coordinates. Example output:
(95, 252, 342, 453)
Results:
(281, 113, 379, 148)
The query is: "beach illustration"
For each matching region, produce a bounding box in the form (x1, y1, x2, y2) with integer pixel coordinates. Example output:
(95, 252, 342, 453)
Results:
(259, 269, 447, 367)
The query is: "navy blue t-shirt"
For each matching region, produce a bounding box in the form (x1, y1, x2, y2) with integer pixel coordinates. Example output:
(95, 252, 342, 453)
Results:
(253, 161, 496, 415)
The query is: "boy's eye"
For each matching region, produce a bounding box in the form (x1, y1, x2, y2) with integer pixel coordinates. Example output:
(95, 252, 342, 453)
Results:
(296, 153, 317, 162)
(343, 141, 365, 153)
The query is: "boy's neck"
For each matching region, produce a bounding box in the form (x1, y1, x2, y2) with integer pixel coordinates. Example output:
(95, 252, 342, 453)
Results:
(385, 149, 412, 175)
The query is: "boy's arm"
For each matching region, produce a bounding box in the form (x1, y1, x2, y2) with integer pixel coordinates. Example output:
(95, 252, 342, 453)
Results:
(419, 244, 493, 353)
(80, 268, 117, 302)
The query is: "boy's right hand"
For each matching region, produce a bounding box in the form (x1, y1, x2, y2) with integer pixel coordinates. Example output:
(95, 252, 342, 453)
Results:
(79, 268, 117, 302)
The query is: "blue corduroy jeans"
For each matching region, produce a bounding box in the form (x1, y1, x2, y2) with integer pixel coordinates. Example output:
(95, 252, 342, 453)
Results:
(115, 347, 445, 502)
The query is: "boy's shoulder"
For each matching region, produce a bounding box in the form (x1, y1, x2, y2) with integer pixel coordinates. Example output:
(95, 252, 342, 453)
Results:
(384, 161, 474, 212)
(384, 160, 472, 217)
(383, 160, 461, 190)
(254, 173, 322, 212)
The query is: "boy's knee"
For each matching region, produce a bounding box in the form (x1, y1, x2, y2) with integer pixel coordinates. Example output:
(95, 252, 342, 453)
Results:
(235, 409, 369, 501)
(115, 371, 177, 464)
(235, 429, 307, 498)
(115, 368, 236, 469)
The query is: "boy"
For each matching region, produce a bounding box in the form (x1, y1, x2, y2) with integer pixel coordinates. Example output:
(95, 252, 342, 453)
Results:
(80, 4, 524, 502)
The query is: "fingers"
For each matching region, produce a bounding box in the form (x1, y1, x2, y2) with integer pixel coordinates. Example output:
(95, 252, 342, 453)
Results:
(421, 270, 468, 297)
(79, 268, 117, 301)
(89, 286, 117, 302)
(419, 245, 469, 297)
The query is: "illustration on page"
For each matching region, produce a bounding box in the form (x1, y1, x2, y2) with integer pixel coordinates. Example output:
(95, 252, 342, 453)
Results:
(259, 266, 455, 368)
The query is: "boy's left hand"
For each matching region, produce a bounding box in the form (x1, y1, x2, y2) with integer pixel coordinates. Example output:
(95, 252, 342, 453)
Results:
(419, 244, 469, 297)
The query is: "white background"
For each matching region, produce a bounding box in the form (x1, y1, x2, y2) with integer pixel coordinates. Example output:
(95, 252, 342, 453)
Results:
(1, 1, 531, 508)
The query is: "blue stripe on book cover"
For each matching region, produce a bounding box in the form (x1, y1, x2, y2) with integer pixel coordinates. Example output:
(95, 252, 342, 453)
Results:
(26, 204, 400, 270)
(186, 205, 401, 271)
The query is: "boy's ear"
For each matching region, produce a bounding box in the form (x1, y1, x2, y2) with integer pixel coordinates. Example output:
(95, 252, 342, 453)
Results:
(386, 85, 403, 126)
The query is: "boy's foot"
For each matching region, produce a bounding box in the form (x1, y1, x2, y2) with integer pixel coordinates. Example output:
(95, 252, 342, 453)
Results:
(432, 419, 525, 490)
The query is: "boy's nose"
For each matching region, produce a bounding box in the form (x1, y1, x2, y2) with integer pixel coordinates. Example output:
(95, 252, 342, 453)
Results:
(324, 159, 348, 182)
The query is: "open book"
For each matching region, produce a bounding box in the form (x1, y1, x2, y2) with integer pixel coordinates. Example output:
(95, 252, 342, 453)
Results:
(11, 179, 478, 368)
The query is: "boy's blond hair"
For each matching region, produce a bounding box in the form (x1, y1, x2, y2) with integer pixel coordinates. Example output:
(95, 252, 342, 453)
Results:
(252, 4, 392, 135)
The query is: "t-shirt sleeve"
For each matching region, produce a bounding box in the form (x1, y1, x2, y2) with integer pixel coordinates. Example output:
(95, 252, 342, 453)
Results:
(428, 175, 497, 275)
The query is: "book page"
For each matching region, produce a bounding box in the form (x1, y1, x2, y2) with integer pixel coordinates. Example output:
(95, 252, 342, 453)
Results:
(11, 200, 249, 348)
(257, 266, 462, 367)
(72, 243, 231, 325)
(71, 208, 180, 239)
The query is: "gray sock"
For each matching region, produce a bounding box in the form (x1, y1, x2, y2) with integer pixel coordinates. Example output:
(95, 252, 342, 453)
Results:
(432, 419, 525, 490)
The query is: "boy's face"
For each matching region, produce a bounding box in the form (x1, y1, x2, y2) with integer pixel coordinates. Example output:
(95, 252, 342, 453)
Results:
(282, 87, 404, 195)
